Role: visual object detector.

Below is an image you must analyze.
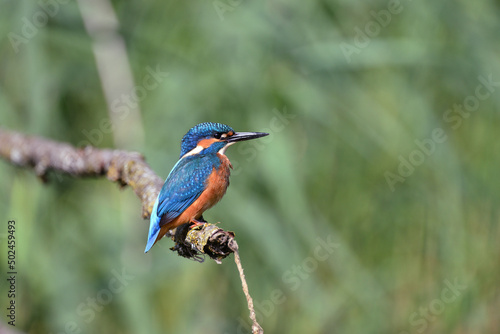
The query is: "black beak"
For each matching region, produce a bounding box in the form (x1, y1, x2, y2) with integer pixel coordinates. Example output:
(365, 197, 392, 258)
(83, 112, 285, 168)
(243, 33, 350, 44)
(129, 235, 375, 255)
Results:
(226, 131, 269, 143)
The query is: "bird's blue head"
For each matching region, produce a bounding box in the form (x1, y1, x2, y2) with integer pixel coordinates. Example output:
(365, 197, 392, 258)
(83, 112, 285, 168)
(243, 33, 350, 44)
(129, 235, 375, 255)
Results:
(180, 122, 268, 158)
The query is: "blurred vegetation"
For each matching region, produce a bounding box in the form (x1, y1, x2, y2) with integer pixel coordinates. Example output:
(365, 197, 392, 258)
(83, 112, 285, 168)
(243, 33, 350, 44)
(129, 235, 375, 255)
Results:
(1, 0, 500, 333)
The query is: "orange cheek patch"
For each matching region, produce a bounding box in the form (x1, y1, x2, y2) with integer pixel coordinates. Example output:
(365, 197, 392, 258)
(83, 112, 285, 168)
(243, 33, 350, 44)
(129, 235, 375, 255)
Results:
(198, 138, 219, 148)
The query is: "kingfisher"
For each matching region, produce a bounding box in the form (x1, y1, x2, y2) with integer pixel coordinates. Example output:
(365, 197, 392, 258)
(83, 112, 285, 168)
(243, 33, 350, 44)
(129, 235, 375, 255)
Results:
(145, 122, 269, 253)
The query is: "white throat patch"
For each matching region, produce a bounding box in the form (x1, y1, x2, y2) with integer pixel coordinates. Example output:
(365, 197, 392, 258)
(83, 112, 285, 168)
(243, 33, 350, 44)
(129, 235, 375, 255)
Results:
(218, 142, 234, 155)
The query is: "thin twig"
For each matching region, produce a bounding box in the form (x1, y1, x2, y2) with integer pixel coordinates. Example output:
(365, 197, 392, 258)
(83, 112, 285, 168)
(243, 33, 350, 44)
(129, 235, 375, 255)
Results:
(233, 243, 264, 334)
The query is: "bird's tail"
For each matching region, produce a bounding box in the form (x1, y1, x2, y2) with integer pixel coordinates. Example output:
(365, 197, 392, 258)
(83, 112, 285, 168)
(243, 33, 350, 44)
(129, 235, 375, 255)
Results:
(145, 197, 161, 253)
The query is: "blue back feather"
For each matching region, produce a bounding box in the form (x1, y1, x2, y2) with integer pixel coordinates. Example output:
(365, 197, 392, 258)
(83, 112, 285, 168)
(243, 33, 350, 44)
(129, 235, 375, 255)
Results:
(145, 154, 222, 252)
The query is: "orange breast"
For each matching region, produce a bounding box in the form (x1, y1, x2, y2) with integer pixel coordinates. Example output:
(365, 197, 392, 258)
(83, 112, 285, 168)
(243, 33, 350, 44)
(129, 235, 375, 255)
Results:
(157, 154, 232, 240)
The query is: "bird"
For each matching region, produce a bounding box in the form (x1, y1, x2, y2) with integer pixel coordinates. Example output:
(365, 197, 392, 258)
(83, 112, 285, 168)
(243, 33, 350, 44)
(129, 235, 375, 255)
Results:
(145, 122, 269, 253)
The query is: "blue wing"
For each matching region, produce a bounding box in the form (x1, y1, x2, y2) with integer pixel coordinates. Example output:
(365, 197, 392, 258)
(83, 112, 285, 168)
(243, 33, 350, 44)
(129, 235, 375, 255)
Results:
(145, 155, 219, 252)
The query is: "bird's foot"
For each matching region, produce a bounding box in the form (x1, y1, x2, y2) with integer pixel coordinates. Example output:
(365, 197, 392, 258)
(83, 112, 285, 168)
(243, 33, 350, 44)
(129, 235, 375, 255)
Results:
(189, 219, 205, 229)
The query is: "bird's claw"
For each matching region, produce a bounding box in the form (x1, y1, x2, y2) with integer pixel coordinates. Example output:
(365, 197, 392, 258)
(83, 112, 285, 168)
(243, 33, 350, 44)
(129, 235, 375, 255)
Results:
(189, 219, 205, 229)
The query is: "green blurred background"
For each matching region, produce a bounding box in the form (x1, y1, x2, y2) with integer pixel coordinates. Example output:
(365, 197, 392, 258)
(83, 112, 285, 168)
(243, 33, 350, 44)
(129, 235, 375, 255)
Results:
(1, 0, 500, 333)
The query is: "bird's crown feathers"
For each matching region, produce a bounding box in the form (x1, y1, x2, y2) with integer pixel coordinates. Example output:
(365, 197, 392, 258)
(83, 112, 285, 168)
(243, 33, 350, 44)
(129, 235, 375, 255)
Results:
(180, 122, 234, 157)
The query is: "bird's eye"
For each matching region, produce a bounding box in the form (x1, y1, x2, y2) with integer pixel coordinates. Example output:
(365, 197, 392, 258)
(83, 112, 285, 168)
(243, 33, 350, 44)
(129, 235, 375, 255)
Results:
(214, 133, 224, 139)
